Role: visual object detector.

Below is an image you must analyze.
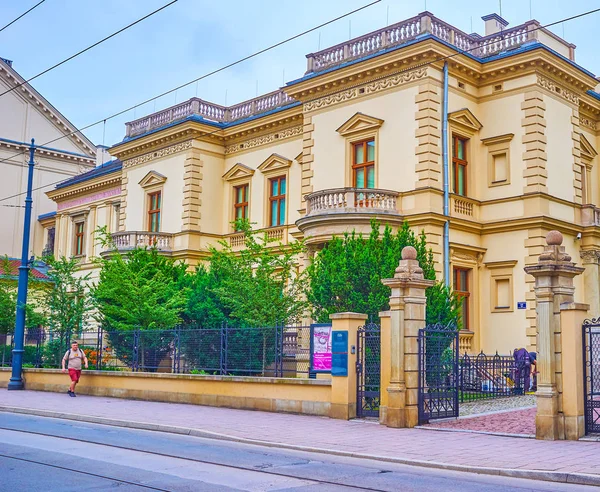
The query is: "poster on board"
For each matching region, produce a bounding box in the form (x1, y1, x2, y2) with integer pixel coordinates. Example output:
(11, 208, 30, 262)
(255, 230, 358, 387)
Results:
(310, 323, 332, 372)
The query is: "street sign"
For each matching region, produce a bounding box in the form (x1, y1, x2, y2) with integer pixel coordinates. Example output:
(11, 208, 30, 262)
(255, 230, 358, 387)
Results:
(517, 302, 526, 309)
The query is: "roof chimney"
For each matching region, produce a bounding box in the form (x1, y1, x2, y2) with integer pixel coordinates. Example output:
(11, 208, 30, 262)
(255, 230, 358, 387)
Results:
(95, 145, 111, 167)
(482, 13, 509, 36)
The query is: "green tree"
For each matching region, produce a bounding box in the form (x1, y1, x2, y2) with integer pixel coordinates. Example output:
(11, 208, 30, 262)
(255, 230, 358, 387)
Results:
(307, 220, 460, 326)
(93, 228, 189, 370)
(183, 219, 308, 373)
(0, 257, 47, 335)
(39, 255, 93, 367)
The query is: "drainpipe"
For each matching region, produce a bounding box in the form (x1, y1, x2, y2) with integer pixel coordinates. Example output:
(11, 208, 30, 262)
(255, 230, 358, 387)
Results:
(442, 62, 450, 287)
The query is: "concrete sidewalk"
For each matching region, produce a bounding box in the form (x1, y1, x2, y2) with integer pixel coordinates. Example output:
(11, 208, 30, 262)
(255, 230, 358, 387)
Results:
(1, 389, 599, 486)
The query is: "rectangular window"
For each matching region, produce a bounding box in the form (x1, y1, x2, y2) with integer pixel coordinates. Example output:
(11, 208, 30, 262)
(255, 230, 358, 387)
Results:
(74, 222, 85, 256)
(352, 139, 375, 189)
(495, 278, 510, 309)
(492, 152, 507, 183)
(269, 176, 286, 227)
(452, 136, 468, 196)
(234, 184, 249, 229)
(148, 191, 161, 233)
(453, 267, 471, 330)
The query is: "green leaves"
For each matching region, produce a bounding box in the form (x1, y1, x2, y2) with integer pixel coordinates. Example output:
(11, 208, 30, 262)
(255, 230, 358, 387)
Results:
(307, 220, 459, 325)
(43, 255, 93, 340)
(186, 219, 307, 327)
(93, 245, 188, 332)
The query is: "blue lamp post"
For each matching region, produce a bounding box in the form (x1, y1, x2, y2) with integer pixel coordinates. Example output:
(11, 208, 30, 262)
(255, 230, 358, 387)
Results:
(8, 139, 36, 390)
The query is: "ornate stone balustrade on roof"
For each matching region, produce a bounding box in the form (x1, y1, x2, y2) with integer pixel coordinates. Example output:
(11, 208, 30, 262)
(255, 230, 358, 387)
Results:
(305, 12, 573, 74)
(125, 89, 296, 138)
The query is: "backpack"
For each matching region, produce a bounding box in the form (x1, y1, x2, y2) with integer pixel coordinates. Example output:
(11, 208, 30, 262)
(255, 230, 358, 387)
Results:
(513, 348, 530, 371)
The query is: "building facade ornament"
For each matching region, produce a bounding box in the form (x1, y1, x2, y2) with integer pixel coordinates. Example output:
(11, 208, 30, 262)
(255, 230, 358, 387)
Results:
(303, 67, 428, 112)
(537, 74, 579, 105)
(580, 116, 597, 132)
(123, 141, 193, 169)
(580, 249, 600, 264)
(224, 125, 302, 155)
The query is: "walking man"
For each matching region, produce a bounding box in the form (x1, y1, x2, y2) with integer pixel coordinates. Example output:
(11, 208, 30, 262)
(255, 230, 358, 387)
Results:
(62, 341, 88, 397)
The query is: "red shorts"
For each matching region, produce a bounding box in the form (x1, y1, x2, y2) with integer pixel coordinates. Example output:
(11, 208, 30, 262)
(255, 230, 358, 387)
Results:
(68, 368, 82, 382)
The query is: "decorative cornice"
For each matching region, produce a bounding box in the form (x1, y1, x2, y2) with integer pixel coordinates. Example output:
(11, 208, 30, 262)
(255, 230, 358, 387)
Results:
(122, 141, 193, 170)
(580, 115, 598, 132)
(257, 153, 293, 174)
(222, 162, 255, 181)
(139, 171, 167, 188)
(481, 133, 514, 146)
(484, 259, 518, 269)
(303, 66, 428, 112)
(0, 139, 94, 165)
(448, 108, 483, 137)
(537, 74, 579, 105)
(336, 112, 384, 137)
(224, 125, 302, 155)
(0, 61, 95, 155)
(48, 176, 122, 202)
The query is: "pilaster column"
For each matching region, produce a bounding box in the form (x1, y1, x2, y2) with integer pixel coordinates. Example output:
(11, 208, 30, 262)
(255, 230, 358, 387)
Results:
(580, 249, 600, 316)
(380, 246, 434, 428)
(86, 206, 97, 260)
(524, 231, 585, 440)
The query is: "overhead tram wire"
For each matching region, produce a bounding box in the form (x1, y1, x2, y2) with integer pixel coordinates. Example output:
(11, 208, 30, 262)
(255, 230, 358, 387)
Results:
(0, 0, 384, 192)
(0, 4, 598, 204)
(0, 0, 46, 34)
(0, 0, 179, 99)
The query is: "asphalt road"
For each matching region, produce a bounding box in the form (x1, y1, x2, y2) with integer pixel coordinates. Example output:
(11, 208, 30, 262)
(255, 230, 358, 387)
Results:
(0, 412, 594, 492)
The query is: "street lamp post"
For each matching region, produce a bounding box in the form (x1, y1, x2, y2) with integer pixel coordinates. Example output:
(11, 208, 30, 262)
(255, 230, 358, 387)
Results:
(8, 139, 36, 390)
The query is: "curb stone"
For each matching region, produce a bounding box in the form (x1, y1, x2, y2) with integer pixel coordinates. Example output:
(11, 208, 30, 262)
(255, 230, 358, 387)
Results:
(0, 404, 598, 487)
(415, 424, 535, 439)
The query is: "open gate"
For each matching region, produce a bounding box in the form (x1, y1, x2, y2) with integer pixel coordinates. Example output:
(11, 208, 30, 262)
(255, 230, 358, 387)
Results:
(356, 322, 380, 418)
(583, 318, 600, 434)
(418, 322, 459, 424)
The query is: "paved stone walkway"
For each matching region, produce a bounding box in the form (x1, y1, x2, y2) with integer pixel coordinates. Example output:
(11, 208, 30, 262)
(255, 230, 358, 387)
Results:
(459, 394, 536, 416)
(426, 408, 536, 436)
(1, 389, 599, 481)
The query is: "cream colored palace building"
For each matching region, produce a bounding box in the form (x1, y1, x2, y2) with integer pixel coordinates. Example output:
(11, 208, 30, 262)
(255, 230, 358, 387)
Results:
(43, 12, 600, 355)
(0, 57, 101, 260)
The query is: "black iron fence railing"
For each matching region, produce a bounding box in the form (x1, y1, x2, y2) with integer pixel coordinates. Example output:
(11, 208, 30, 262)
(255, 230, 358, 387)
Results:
(0, 325, 312, 378)
(459, 352, 532, 402)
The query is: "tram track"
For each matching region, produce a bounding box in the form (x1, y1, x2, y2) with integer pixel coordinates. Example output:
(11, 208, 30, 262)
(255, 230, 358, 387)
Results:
(0, 424, 390, 491)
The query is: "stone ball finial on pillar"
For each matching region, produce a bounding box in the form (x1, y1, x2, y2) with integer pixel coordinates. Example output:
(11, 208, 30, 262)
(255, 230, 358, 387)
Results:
(539, 230, 571, 263)
(546, 230, 563, 246)
(401, 246, 417, 260)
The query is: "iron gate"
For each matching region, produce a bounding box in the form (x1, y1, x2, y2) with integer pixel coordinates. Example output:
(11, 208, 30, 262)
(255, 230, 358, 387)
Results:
(418, 322, 459, 424)
(583, 318, 600, 434)
(356, 322, 381, 418)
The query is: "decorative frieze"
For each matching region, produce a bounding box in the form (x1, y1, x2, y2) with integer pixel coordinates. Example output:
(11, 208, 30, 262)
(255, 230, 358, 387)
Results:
(537, 74, 579, 105)
(122, 141, 193, 169)
(580, 115, 597, 132)
(303, 67, 427, 112)
(224, 125, 302, 155)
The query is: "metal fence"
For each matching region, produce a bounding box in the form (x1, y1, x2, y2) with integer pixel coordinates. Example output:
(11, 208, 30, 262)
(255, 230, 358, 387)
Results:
(459, 352, 532, 402)
(1, 325, 312, 378)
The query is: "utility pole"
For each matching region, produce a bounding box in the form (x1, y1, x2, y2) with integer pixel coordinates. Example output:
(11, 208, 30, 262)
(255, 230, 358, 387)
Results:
(8, 139, 36, 390)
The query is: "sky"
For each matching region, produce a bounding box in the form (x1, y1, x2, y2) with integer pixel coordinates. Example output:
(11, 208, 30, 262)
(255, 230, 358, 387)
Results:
(0, 0, 599, 150)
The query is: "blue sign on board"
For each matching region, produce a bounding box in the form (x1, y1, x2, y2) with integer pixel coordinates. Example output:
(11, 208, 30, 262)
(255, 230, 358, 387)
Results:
(331, 330, 348, 377)
(517, 302, 527, 309)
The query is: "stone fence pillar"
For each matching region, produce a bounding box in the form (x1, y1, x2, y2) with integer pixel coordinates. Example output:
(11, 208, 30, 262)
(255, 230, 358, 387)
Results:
(380, 246, 434, 428)
(328, 312, 367, 420)
(524, 231, 587, 440)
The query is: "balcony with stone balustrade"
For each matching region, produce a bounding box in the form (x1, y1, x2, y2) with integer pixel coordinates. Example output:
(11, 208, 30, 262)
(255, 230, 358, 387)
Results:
(102, 231, 174, 255)
(297, 188, 402, 244)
